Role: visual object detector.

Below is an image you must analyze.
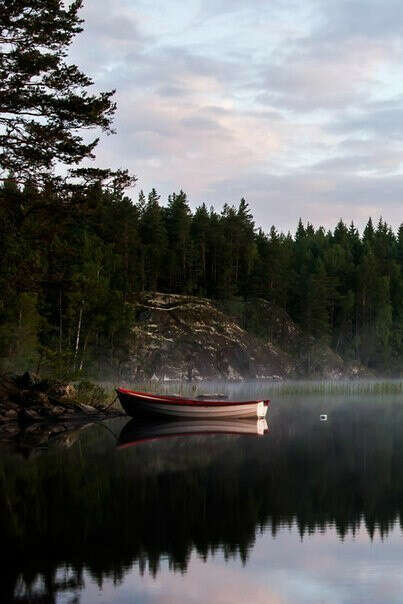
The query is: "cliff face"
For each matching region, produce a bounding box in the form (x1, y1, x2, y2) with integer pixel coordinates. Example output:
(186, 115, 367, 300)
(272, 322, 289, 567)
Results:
(123, 293, 369, 381)
(125, 293, 292, 381)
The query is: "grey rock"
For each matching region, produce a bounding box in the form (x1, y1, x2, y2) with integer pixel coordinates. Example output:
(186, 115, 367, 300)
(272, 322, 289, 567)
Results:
(5, 408, 18, 419)
(76, 402, 97, 414)
(18, 408, 41, 424)
(50, 406, 66, 416)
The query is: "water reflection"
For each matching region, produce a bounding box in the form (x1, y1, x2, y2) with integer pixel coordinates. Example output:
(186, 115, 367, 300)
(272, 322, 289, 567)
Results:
(117, 417, 268, 448)
(1, 394, 403, 602)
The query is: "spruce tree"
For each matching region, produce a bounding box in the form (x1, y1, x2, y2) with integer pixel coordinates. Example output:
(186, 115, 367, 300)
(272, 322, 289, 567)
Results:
(166, 191, 192, 290)
(140, 190, 167, 290)
(191, 203, 210, 291)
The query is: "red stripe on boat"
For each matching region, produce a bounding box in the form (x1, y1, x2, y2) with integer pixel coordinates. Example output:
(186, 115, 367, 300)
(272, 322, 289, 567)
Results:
(116, 388, 270, 407)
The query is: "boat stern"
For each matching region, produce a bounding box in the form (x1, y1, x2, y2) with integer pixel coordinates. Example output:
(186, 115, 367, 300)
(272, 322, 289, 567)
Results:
(257, 401, 268, 418)
(257, 418, 268, 435)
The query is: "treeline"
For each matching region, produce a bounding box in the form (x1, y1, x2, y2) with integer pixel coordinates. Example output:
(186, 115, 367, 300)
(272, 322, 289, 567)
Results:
(0, 179, 402, 376)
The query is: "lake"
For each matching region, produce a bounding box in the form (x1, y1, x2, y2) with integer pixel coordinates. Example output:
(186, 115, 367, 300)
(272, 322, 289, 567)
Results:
(1, 383, 403, 603)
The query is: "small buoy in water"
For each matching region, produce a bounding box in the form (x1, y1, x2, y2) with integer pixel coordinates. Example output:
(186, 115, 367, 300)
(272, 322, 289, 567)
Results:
(320, 414, 328, 421)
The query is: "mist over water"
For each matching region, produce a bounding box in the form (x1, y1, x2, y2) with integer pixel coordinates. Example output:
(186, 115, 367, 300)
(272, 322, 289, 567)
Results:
(1, 382, 403, 603)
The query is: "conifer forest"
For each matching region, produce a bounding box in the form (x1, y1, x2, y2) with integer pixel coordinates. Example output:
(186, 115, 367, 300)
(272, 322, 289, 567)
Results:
(0, 1, 402, 377)
(1, 179, 402, 376)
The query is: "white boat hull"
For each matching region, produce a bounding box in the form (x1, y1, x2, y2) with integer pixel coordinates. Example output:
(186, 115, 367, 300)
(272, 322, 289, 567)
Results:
(116, 388, 270, 419)
(131, 399, 268, 419)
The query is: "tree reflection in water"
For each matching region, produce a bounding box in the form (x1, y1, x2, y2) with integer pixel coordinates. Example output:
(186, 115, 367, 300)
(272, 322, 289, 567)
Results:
(1, 396, 403, 602)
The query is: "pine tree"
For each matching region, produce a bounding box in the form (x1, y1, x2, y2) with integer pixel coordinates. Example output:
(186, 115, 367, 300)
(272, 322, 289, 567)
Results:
(0, 1, 128, 189)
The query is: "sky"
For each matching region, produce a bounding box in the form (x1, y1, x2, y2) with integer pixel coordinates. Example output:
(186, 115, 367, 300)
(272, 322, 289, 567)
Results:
(69, 0, 403, 234)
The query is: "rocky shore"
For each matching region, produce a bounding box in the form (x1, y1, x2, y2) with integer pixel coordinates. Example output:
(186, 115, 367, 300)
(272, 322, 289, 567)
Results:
(0, 372, 123, 427)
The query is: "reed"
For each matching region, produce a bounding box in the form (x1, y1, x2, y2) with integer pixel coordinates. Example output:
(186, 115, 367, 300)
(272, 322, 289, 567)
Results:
(112, 378, 403, 399)
(264, 380, 403, 397)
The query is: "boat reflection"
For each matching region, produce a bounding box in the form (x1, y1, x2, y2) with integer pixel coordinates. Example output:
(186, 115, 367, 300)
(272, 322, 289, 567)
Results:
(117, 417, 268, 449)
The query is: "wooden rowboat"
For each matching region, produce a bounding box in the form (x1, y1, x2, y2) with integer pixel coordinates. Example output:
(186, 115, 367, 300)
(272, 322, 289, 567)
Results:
(116, 388, 270, 419)
(117, 417, 269, 449)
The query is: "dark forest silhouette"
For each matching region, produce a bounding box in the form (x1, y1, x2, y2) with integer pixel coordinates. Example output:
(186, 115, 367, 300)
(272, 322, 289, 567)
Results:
(1, 180, 402, 375)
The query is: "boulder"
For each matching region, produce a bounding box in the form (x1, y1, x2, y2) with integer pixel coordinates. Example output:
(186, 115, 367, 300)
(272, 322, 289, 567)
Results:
(23, 390, 50, 407)
(2, 422, 19, 435)
(75, 402, 97, 415)
(18, 408, 42, 424)
(48, 382, 76, 399)
(4, 408, 18, 420)
(50, 405, 66, 416)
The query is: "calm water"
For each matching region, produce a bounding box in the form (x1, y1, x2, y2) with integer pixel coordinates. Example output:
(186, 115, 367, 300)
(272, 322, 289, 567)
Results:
(1, 386, 403, 603)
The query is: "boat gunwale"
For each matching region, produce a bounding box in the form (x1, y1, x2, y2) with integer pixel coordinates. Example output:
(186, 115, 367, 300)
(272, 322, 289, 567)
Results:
(116, 388, 270, 407)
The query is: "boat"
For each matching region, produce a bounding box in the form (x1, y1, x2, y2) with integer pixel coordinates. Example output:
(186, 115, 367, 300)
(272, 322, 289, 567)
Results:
(196, 393, 228, 400)
(117, 417, 269, 449)
(116, 388, 269, 419)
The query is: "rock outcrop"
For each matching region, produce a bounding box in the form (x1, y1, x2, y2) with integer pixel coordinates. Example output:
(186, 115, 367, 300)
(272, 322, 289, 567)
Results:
(124, 293, 293, 382)
(121, 293, 369, 381)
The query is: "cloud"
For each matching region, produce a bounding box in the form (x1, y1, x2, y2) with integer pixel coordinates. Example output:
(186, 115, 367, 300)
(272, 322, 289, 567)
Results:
(331, 99, 403, 140)
(258, 39, 390, 111)
(317, 0, 403, 40)
(67, 0, 403, 233)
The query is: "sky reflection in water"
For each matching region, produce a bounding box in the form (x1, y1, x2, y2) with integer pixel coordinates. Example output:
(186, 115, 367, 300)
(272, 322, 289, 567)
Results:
(2, 388, 403, 603)
(74, 525, 403, 604)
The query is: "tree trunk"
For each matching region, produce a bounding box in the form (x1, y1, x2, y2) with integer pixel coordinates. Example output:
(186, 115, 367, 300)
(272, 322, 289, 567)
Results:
(74, 301, 83, 368)
(59, 288, 63, 354)
(79, 331, 90, 372)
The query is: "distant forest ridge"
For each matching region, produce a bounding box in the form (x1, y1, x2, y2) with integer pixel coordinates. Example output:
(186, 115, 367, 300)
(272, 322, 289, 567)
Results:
(0, 180, 402, 376)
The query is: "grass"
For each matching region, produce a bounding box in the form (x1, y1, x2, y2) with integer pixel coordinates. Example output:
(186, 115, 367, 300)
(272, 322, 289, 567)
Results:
(109, 378, 403, 399)
(262, 379, 403, 396)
